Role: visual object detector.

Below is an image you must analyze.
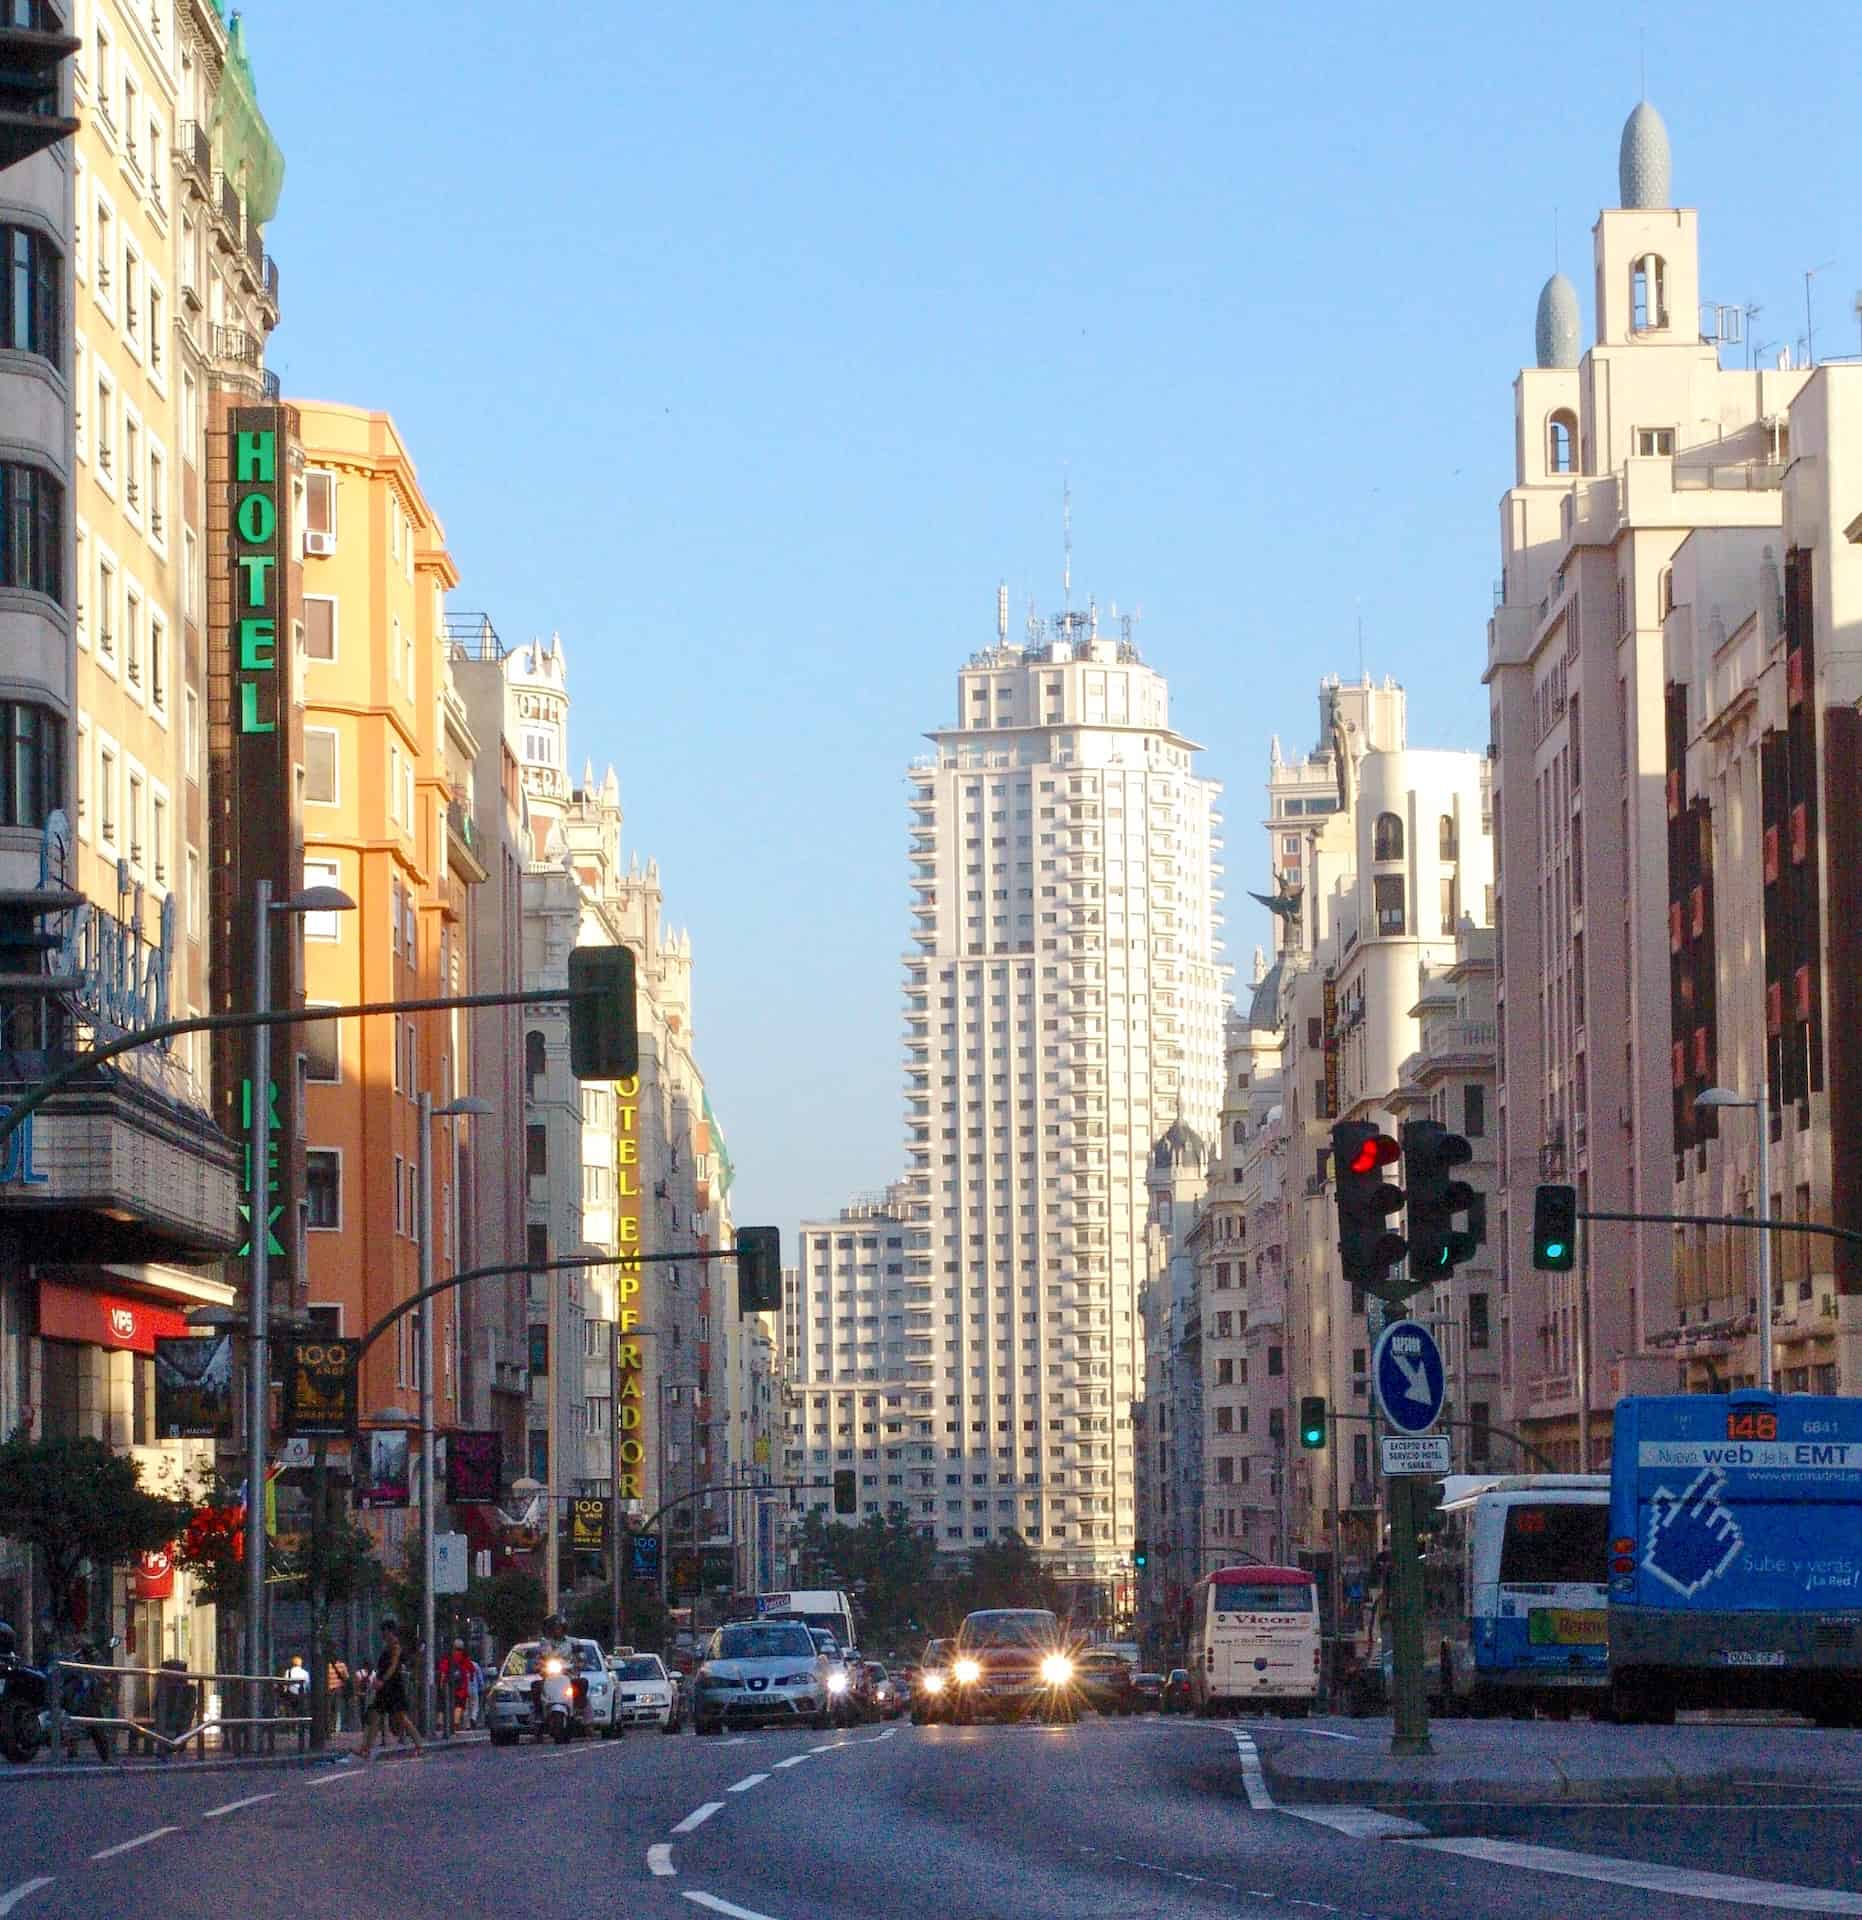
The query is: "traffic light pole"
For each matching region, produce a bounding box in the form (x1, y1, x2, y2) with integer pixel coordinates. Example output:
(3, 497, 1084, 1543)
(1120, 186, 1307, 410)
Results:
(1386, 1472, 1430, 1755)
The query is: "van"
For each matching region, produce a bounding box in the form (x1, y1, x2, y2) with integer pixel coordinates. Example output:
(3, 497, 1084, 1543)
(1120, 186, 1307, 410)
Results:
(752, 1589, 858, 1656)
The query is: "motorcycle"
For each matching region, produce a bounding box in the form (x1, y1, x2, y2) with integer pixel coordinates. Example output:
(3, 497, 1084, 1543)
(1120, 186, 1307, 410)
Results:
(0, 1638, 117, 1763)
(533, 1653, 585, 1745)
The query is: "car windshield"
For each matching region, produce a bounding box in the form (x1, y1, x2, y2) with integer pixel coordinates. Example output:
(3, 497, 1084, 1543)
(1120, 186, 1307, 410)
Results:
(922, 1642, 950, 1667)
(612, 1657, 663, 1682)
(960, 1613, 1058, 1649)
(715, 1625, 815, 1661)
(501, 1646, 541, 1677)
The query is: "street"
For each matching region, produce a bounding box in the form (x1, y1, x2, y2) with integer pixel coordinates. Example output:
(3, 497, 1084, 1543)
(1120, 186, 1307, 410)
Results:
(5, 1716, 1861, 1919)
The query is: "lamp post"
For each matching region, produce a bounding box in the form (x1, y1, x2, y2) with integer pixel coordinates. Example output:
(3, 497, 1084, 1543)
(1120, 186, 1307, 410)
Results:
(1697, 1085, 1773, 1391)
(658, 1378, 700, 1612)
(246, 879, 353, 1707)
(417, 1095, 494, 1733)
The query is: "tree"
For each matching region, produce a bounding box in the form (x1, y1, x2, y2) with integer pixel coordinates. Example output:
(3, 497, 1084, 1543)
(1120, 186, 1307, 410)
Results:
(467, 1569, 545, 1655)
(0, 1434, 194, 1637)
(566, 1581, 671, 1652)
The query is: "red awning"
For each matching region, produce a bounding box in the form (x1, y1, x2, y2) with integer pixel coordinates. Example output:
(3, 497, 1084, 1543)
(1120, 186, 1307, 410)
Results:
(37, 1278, 191, 1355)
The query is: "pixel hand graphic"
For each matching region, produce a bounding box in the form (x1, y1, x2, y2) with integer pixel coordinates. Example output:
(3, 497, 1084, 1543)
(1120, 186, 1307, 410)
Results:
(1643, 1466, 1744, 1598)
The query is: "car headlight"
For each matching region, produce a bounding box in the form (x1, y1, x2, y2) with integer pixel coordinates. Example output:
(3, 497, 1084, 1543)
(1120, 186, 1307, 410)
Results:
(1041, 1654, 1074, 1686)
(826, 1671, 849, 1695)
(921, 1673, 945, 1695)
(952, 1658, 981, 1686)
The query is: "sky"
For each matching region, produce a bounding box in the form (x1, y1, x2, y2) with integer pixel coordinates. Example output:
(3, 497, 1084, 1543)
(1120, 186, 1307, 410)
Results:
(246, 0, 1862, 1244)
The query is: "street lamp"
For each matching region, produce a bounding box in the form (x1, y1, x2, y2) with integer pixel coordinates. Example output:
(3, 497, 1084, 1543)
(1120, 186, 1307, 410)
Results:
(1697, 1085, 1773, 1391)
(659, 1378, 700, 1612)
(248, 879, 354, 1697)
(416, 1095, 495, 1731)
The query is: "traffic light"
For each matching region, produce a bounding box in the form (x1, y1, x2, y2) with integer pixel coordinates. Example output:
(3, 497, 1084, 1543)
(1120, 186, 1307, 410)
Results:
(735, 1225, 783, 1314)
(567, 944, 638, 1079)
(1133, 1539, 1149, 1570)
(1402, 1118, 1478, 1279)
(1298, 1395, 1328, 1450)
(1533, 1183, 1577, 1271)
(833, 1468, 857, 1516)
(1331, 1121, 1406, 1293)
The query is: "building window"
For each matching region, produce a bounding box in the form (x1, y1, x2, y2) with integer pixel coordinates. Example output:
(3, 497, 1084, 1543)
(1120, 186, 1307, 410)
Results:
(0, 702, 63, 828)
(303, 1006, 341, 1082)
(1635, 426, 1675, 458)
(1463, 1084, 1485, 1138)
(1439, 874, 1458, 934)
(304, 468, 337, 548)
(1374, 874, 1406, 936)
(1547, 409, 1576, 474)
(1268, 1345, 1283, 1376)
(303, 595, 336, 660)
(1, 226, 60, 366)
(1469, 1401, 1492, 1465)
(1373, 812, 1403, 861)
(526, 1123, 548, 1179)
(525, 1029, 547, 1100)
(303, 727, 338, 805)
(0, 462, 64, 601)
(301, 859, 343, 938)
(305, 1150, 341, 1229)
(1438, 814, 1458, 861)
(1468, 1292, 1490, 1350)
(1630, 257, 1666, 332)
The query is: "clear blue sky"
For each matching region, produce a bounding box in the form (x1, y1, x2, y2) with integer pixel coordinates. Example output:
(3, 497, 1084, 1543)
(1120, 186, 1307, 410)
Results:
(249, 1, 1861, 1243)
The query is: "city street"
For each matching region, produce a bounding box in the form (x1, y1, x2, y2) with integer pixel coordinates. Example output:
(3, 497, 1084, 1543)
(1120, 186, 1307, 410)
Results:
(5, 1715, 1861, 1919)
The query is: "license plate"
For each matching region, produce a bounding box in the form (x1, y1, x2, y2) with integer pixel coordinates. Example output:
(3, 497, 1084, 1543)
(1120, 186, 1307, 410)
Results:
(1722, 1650, 1786, 1667)
(1528, 1608, 1606, 1646)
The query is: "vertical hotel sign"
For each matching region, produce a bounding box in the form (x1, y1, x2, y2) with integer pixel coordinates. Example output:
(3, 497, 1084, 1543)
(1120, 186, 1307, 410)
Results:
(231, 419, 283, 736)
(613, 1075, 647, 1502)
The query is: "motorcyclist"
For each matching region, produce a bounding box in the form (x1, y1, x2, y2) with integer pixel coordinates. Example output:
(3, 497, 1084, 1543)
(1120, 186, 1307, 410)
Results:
(537, 1614, 575, 1668)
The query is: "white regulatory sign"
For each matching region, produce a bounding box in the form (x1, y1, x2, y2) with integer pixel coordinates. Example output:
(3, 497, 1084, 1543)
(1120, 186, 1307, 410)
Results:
(1381, 1433, 1450, 1476)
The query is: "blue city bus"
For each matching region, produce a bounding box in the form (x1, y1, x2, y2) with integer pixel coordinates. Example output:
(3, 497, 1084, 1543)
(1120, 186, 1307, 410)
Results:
(1608, 1391, 1862, 1724)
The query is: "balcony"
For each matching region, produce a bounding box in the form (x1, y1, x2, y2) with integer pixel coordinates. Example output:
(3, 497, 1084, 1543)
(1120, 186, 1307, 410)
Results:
(0, 8, 80, 169)
(212, 172, 242, 248)
(176, 120, 211, 198)
(1423, 1019, 1497, 1062)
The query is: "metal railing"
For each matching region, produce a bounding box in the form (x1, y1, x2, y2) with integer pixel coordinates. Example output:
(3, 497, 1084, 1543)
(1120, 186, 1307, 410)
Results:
(40, 1659, 308, 1765)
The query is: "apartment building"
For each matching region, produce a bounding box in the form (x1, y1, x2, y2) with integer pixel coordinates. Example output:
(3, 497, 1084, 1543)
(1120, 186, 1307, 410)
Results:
(899, 602, 1225, 1612)
(1487, 100, 1811, 1465)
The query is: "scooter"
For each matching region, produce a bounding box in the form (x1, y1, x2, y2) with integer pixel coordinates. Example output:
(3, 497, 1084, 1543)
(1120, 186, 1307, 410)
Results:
(0, 1639, 117, 1763)
(533, 1653, 584, 1745)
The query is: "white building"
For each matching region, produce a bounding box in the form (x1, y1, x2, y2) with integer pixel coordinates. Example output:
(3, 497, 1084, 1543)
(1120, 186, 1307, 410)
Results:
(899, 600, 1226, 1611)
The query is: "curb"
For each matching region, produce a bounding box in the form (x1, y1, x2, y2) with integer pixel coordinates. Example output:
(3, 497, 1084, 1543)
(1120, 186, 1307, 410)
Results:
(0, 1731, 488, 1786)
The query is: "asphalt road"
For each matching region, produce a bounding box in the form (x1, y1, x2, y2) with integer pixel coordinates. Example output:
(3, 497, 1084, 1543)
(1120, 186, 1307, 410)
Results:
(4, 1713, 1861, 1918)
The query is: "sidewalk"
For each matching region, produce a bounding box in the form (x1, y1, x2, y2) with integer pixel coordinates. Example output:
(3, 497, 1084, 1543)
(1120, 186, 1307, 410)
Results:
(1256, 1714, 1862, 1806)
(0, 1724, 488, 1784)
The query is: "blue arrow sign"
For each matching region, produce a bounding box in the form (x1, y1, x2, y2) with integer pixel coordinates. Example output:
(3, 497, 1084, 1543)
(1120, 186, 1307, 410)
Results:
(1372, 1319, 1446, 1435)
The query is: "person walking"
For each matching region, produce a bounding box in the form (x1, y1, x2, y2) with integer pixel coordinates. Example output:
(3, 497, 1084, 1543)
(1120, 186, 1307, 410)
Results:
(465, 1648, 484, 1730)
(437, 1638, 473, 1734)
(359, 1619, 422, 1761)
(326, 1656, 350, 1734)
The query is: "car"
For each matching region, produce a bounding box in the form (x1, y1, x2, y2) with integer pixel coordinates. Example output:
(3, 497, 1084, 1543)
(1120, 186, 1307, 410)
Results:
(609, 1651, 682, 1733)
(1161, 1669, 1194, 1715)
(809, 1630, 859, 1724)
(484, 1638, 618, 1745)
(1075, 1649, 1138, 1716)
(1132, 1671, 1166, 1711)
(948, 1609, 1078, 1725)
(691, 1620, 833, 1735)
(910, 1639, 955, 1724)
(859, 1662, 904, 1721)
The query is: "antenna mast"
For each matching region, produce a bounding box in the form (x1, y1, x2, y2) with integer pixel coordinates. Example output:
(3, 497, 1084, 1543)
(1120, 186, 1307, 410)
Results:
(1062, 480, 1072, 612)
(997, 581, 1009, 644)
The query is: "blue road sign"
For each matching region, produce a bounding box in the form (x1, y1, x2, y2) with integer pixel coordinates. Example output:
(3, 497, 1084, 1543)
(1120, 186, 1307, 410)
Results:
(1372, 1319, 1445, 1435)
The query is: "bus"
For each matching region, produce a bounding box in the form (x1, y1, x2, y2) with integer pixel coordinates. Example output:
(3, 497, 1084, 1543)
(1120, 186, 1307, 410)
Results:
(1608, 1391, 1862, 1725)
(1187, 1565, 1320, 1716)
(1433, 1475, 1610, 1715)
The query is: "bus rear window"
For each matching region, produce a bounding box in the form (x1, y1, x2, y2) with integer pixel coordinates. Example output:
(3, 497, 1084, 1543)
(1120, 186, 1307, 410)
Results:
(1498, 1503, 1608, 1586)
(1214, 1584, 1313, 1614)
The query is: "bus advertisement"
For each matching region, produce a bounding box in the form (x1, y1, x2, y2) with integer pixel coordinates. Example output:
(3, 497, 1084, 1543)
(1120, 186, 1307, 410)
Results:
(1608, 1391, 1862, 1725)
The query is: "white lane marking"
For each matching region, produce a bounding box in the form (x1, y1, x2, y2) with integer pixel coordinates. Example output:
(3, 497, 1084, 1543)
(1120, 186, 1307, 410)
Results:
(203, 1792, 276, 1819)
(1283, 1806, 1429, 1840)
(671, 1802, 725, 1834)
(727, 1772, 770, 1793)
(90, 1827, 177, 1862)
(306, 1766, 367, 1788)
(808, 1741, 838, 1752)
(1232, 1730, 1275, 1811)
(1231, 1719, 1362, 1742)
(0, 1881, 54, 1918)
(646, 1845, 676, 1877)
(721, 1736, 749, 1746)
(772, 1753, 811, 1769)
(683, 1893, 782, 1920)
(1404, 1836, 1862, 1914)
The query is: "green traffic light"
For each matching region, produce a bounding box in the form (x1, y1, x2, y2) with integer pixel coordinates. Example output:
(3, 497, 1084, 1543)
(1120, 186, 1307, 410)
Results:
(1544, 1241, 1565, 1261)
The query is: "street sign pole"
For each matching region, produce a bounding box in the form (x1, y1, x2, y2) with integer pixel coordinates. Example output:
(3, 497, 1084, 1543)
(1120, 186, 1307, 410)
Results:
(1387, 1473, 1431, 1756)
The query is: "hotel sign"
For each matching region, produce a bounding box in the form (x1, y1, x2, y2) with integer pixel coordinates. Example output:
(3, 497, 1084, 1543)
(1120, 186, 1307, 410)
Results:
(614, 1074, 647, 1502)
(231, 424, 283, 736)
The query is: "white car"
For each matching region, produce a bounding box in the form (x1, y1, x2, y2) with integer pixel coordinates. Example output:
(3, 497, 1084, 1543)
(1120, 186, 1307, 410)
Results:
(609, 1652, 682, 1733)
(485, 1638, 621, 1743)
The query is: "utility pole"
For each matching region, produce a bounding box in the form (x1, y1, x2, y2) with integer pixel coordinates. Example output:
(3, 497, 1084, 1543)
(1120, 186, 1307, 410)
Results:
(245, 878, 273, 1728)
(1386, 1473, 1431, 1755)
(417, 1090, 436, 1736)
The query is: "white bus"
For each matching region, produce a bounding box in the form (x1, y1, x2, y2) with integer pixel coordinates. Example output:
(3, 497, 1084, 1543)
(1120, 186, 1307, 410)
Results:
(1188, 1564, 1321, 1716)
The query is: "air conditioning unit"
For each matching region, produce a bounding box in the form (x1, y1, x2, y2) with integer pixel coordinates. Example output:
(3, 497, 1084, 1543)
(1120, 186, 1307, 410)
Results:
(304, 530, 334, 556)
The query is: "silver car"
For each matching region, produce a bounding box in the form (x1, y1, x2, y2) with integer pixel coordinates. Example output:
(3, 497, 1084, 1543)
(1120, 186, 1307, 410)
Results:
(609, 1652, 682, 1733)
(691, 1621, 830, 1734)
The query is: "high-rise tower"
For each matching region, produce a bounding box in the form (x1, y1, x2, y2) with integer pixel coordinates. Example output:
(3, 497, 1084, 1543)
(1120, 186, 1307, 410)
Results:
(900, 604, 1225, 1611)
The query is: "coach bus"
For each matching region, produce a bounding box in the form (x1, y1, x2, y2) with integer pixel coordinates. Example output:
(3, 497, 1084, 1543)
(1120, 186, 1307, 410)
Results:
(1187, 1564, 1320, 1716)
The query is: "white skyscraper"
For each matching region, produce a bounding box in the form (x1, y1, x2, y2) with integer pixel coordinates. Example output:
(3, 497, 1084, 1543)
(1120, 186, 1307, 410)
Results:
(901, 602, 1226, 1613)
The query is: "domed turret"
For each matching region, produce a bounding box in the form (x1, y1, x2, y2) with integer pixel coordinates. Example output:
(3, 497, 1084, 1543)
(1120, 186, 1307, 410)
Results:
(1618, 100, 1672, 209)
(1535, 273, 1579, 368)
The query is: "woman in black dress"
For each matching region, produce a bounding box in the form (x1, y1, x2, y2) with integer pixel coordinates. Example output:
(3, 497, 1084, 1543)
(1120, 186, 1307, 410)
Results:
(360, 1619, 422, 1760)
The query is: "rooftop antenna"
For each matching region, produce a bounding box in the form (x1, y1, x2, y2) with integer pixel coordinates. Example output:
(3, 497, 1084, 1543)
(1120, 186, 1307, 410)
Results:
(1062, 478, 1073, 612)
(1744, 300, 1763, 372)
(997, 581, 1009, 644)
(1356, 604, 1365, 683)
(1804, 261, 1834, 369)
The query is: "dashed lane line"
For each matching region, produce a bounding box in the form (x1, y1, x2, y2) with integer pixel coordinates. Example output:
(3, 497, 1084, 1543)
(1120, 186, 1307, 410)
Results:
(646, 1845, 676, 1878)
(682, 1893, 783, 1920)
(671, 1802, 725, 1835)
(772, 1754, 812, 1770)
(203, 1792, 276, 1819)
(1403, 1835, 1862, 1914)
(0, 1880, 54, 1918)
(90, 1826, 177, 1862)
(306, 1765, 367, 1787)
(1232, 1731, 1275, 1811)
(727, 1773, 770, 1793)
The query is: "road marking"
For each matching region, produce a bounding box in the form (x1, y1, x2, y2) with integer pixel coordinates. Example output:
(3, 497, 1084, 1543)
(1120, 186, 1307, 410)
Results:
(721, 1736, 749, 1746)
(90, 1827, 177, 1862)
(772, 1754, 811, 1769)
(646, 1845, 676, 1877)
(306, 1766, 366, 1788)
(0, 1881, 54, 1918)
(203, 1792, 276, 1819)
(1404, 1837, 1862, 1913)
(683, 1893, 783, 1920)
(1232, 1731, 1274, 1811)
(1282, 1806, 1429, 1840)
(671, 1802, 725, 1834)
(727, 1772, 769, 1793)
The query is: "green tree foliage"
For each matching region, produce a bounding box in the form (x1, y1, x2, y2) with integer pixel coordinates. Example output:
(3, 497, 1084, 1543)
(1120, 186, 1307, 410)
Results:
(468, 1569, 546, 1654)
(566, 1580, 672, 1652)
(0, 1434, 195, 1634)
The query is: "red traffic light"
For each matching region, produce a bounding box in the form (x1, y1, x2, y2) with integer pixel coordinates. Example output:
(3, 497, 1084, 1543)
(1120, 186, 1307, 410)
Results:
(1346, 1133, 1402, 1176)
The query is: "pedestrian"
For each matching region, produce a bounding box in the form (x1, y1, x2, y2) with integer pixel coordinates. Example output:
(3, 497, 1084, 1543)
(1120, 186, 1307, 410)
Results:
(464, 1647, 484, 1730)
(327, 1657, 350, 1733)
(438, 1638, 473, 1733)
(282, 1652, 310, 1723)
(359, 1619, 421, 1761)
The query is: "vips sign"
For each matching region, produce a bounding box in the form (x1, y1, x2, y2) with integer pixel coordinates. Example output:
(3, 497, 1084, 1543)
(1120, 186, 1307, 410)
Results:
(134, 1547, 175, 1602)
(281, 1339, 359, 1438)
